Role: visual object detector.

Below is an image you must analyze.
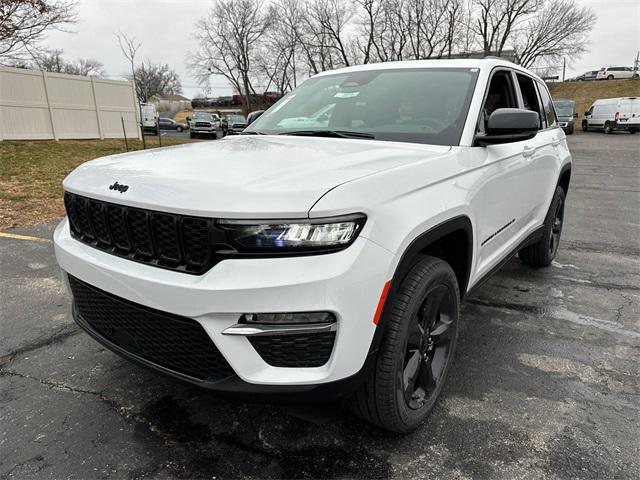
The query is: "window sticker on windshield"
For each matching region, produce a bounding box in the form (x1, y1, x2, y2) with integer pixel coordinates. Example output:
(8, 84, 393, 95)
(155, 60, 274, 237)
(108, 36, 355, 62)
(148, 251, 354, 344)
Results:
(334, 91, 359, 98)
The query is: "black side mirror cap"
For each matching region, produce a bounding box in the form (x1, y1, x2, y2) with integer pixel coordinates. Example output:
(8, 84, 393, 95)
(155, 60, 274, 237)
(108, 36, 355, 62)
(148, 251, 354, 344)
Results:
(474, 108, 539, 146)
(574, 112, 579, 118)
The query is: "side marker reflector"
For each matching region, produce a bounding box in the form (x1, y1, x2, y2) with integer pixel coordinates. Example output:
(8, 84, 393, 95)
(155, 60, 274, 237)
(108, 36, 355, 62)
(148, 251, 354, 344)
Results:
(373, 280, 392, 325)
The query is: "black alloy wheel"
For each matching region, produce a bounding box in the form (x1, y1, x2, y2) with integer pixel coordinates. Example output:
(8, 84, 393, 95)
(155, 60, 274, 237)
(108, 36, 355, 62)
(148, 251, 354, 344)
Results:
(350, 256, 460, 432)
(402, 283, 456, 410)
(519, 186, 566, 267)
(548, 193, 565, 259)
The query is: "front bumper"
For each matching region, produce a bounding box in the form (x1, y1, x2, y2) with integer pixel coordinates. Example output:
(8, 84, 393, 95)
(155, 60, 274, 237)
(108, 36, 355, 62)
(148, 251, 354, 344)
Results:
(54, 218, 393, 393)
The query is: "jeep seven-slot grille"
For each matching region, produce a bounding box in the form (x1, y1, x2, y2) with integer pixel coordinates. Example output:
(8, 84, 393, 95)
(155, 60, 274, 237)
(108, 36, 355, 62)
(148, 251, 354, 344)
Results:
(69, 275, 235, 382)
(64, 192, 220, 274)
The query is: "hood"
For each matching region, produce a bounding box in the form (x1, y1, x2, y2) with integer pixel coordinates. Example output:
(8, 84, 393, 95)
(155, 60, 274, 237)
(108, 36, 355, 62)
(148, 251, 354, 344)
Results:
(557, 116, 574, 122)
(63, 135, 450, 218)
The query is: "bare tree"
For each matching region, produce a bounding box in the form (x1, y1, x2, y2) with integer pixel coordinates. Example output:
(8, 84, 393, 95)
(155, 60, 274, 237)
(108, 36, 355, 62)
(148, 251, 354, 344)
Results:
(257, 0, 303, 93)
(473, 0, 539, 56)
(116, 31, 141, 79)
(304, 0, 355, 68)
(0, 0, 77, 64)
(515, 0, 596, 68)
(129, 61, 182, 102)
(190, 0, 272, 113)
(32, 48, 105, 75)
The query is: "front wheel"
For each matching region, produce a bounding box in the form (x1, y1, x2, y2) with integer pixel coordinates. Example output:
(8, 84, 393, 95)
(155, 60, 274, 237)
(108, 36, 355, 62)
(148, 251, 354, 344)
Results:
(604, 122, 613, 134)
(582, 121, 589, 132)
(607, 74, 614, 80)
(519, 186, 565, 267)
(350, 256, 459, 432)
(176, 126, 183, 132)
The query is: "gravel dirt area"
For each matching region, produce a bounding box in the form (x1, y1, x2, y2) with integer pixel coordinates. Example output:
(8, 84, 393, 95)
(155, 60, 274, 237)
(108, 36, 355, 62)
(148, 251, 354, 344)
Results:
(1, 131, 638, 479)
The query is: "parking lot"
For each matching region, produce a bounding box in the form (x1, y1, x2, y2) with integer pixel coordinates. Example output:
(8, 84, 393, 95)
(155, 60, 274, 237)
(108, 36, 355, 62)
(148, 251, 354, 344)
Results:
(1, 131, 638, 479)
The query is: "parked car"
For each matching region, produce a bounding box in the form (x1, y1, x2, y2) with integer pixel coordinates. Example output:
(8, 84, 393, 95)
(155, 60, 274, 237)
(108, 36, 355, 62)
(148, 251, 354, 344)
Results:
(246, 110, 264, 126)
(573, 70, 598, 81)
(188, 111, 221, 139)
(158, 117, 187, 132)
(140, 102, 158, 135)
(553, 99, 577, 134)
(583, 97, 640, 134)
(55, 58, 571, 432)
(225, 114, 247, 135)
(596, 66, 638, 80)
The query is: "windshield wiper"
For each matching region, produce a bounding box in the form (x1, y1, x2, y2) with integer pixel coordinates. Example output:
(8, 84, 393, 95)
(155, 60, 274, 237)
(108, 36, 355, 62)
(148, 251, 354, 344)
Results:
(278, 130, 375, 140)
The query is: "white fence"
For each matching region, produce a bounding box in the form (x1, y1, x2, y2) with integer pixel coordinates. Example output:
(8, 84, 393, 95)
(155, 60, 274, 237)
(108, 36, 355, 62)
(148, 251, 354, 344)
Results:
(0, 66, 141, 141)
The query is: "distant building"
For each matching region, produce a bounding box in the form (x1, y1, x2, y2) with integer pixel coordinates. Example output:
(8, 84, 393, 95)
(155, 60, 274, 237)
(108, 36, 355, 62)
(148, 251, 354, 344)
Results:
(446, 50, 519, 64)
(150, 93, 191, 112)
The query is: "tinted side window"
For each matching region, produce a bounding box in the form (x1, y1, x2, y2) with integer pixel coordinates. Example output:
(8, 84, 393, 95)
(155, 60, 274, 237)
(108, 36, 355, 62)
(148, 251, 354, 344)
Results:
(536, 82, 557, 128)
(516, 74, 543, 129)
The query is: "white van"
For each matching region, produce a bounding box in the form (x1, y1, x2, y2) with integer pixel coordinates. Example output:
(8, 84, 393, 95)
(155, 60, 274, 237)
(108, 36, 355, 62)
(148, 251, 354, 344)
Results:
(582, 97, 640, 134)
(140, 103, 158, 134)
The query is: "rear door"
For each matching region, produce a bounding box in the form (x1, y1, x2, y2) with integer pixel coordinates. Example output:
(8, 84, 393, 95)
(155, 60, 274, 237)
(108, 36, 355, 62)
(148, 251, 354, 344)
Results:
(534, 80, 565, 224)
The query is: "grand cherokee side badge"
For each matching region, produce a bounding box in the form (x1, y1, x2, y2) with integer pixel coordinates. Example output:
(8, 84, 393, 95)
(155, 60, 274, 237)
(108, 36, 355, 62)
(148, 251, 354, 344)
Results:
(109, 181, 129, 193)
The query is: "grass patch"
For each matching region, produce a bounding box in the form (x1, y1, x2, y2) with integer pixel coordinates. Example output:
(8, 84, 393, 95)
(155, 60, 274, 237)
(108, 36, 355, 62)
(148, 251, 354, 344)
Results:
(0, 137, 193, 229)
(173, 109, 193, 124)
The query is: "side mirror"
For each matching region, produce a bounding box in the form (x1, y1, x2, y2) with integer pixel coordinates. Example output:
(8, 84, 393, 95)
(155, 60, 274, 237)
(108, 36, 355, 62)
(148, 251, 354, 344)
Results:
(246, 110, 265, 126)
(474, 108, 539, 146)
(186, 116, 191, 122)
(574, 112, 579, 118)
(584, 111, 589, 116)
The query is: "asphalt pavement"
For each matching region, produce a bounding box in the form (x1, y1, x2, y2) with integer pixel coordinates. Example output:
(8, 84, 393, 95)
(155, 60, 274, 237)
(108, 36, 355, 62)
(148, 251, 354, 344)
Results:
(1, 131, 638, 479)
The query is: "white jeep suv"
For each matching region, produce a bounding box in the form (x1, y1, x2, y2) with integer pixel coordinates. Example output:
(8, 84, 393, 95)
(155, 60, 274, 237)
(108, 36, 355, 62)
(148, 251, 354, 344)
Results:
(54, 59, 571, 432)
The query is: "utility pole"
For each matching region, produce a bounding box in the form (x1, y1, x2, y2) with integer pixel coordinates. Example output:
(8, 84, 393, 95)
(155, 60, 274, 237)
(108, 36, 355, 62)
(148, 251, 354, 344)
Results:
(562, 57, 566, 82)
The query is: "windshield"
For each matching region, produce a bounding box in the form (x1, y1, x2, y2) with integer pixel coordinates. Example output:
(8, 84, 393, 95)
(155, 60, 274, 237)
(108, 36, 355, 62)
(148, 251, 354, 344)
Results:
(553, 101, 575, 117)
(193, 112, 218, 121)
(246, 68, 479, 146)
(228, 115, 246, 123)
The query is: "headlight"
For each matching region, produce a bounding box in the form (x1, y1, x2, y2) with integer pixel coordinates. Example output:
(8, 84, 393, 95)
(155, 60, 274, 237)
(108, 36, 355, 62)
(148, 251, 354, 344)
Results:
(217, 214, 366, 252)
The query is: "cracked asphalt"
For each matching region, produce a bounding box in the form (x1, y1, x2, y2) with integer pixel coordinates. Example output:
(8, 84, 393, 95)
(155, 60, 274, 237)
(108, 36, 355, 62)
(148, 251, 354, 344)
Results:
(1, 131, 639, 479)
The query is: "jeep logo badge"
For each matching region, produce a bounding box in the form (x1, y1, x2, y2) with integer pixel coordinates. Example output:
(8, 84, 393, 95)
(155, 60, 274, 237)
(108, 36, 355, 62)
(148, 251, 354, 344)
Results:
(109, 181, 129, 193)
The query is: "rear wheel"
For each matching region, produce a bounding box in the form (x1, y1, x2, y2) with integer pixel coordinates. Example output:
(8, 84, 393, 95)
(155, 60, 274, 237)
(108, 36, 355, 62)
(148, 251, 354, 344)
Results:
(519, 186, 565, 267)
(604, 122, 613, 134)
(350, 256, 459, 432)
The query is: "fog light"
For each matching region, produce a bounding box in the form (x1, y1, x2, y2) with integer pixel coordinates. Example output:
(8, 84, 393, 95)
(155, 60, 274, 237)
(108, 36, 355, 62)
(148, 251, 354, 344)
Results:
(241, 312, 336, 324)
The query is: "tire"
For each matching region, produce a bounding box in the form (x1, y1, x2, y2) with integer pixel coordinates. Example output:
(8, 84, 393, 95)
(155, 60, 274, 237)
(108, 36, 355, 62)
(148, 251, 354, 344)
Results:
(190, 132, 196, 139)
(519, 186, 565, 267)
(176, 126, 183, 132)
(350, 256, 459, 433)
(607, 75, 614, 80)
(604, 122, 612, 134)
(567, 125, 574, 135)
(582, 121, 589, 132)
(629, 129, 637, 134)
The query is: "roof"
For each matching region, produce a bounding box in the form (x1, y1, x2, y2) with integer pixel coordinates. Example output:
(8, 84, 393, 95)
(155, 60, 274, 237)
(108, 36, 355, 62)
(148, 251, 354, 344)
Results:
(314, 58, 538, 80)
(151, 93, 190, 102)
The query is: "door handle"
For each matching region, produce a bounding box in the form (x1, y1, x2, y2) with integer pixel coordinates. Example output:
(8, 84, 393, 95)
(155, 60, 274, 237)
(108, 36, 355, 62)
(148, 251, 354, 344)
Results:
(522, 145, 536, 158)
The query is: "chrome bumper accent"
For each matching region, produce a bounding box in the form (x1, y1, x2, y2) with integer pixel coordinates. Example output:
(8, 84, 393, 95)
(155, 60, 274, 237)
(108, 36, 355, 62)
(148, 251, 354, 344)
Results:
(222, 322, 337, 337)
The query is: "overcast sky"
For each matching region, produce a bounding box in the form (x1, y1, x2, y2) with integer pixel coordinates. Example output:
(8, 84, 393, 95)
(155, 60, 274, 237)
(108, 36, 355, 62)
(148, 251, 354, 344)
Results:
(46, 0, 640, 98)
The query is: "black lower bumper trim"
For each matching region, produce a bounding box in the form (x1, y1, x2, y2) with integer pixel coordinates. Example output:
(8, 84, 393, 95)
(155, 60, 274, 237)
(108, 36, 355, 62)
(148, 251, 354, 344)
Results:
(72, 304, 370, 403)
